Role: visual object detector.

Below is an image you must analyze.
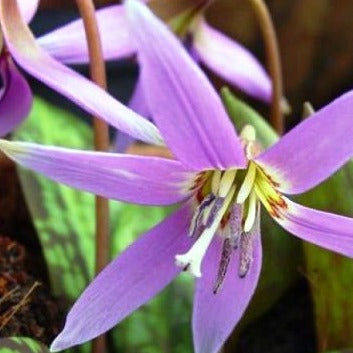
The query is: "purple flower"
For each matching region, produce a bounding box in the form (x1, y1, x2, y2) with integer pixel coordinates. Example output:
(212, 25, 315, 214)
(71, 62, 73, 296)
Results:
(0, 0, 159, 144)
(1, 1, 353, 353)
(0, 0, 37, 136)
(37, 0, 272, 106)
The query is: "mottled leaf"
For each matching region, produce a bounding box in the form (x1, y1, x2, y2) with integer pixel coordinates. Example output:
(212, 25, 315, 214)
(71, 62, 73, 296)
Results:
(13, 97, 96, 300)
(0, 337, 49, 353)
(299, 161, 353, 350)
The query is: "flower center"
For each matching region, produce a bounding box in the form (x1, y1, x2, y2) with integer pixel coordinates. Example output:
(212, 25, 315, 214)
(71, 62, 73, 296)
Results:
(175, 125, 287, 292)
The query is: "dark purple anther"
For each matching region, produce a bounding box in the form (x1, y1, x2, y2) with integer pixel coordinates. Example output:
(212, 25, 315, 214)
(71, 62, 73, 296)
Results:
(189, 193, 215, 237)
(206, 197, 224, 228)
(213, 237, 233, 294)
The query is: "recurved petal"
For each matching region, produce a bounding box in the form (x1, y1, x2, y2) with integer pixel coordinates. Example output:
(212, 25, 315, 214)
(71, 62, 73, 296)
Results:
(127, 0, 246, 171)
(0, 56, 32, 136)
(192, 19, 272, 103)
(0, 0, 162, 146)
(18, 0, 39, 23)
(0, 140, 194, 205)
(50, 203, 193, 352)
(255, 91, 353, 194)
(37, 5, 135, 64)
(192, 225, 262, 353)
(275, 197, 353, 258)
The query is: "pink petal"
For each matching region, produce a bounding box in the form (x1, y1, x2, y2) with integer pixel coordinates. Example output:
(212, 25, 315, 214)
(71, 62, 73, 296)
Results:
(255, 90, 353, 194)
(193, 225, 262, 353)
(37, 5, 135, 64)
(0, 0, 162, 146)
(0, 56, 32, 136)
(275, 197, 353, 258)
(0, 140, 194, 205)
(126, 0, 246, 171)
(51, 204, 193, 351)
(17, 0, 39, 23)
(192, 19, 272, 103)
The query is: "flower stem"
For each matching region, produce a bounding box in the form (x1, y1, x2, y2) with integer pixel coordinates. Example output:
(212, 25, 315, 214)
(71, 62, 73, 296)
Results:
(249, 0, 284, 135)
(74, 1, 109, 352)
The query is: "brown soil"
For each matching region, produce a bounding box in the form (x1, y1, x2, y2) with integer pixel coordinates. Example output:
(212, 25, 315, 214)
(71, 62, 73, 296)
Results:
(0, 159, 65, 345)
(0, 236, 66, 345)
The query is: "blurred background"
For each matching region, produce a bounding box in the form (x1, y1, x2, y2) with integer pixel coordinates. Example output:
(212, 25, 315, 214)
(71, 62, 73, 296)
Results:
(37, 0, 353, 121)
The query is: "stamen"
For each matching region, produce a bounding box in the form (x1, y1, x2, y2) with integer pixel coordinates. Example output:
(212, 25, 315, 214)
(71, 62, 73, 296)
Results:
(218, 169, 237, 197)
(202, 199, 214, 225)
(236, 162, 257, 204)
(213, 238, 232, 294)
(211, 170, 222, 194)
(175, 186, 236, 277)
(205, 197, 224, 228)
(239, 231, 253, 278)
(239, 206, 259, 278)
(228, 204, 243, 248)
(254, 182, 268, 204)
(256, 173, 281, 201)
(189, 194, 215, 237)
(244, 190, 257, 232)
(254, 173, 287, 218)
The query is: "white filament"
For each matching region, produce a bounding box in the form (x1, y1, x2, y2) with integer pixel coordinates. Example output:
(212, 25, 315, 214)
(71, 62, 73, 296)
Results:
(236, 163, 256, 204)
(175, 186, 236, 277)
(244, 190, 257, 232)
(211, 170, 222, 194)
(218, 169, 237, 197)
(202, 199, 215, 225)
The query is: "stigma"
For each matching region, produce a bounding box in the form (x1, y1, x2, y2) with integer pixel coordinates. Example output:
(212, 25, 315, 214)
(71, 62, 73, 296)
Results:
(176, 171, 236, 277)
(175, 125, 287, 289)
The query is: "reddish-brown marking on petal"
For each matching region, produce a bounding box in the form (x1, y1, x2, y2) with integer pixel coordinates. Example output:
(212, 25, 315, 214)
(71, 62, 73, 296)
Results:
(196, 189, 204, 204)
(257, 164, 281, 188)
(267, 195, 287, 219)
(190, 172, 206, 192)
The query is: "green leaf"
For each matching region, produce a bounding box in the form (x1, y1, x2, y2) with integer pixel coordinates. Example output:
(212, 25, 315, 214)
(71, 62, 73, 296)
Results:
(221, 86, 278, 148)
(298, 161, 353, 350)
(0, 337, 49, 353)
(221, 88, 301, 331)
(13, 97, 96, 300)
(13, 97, 192, 353)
